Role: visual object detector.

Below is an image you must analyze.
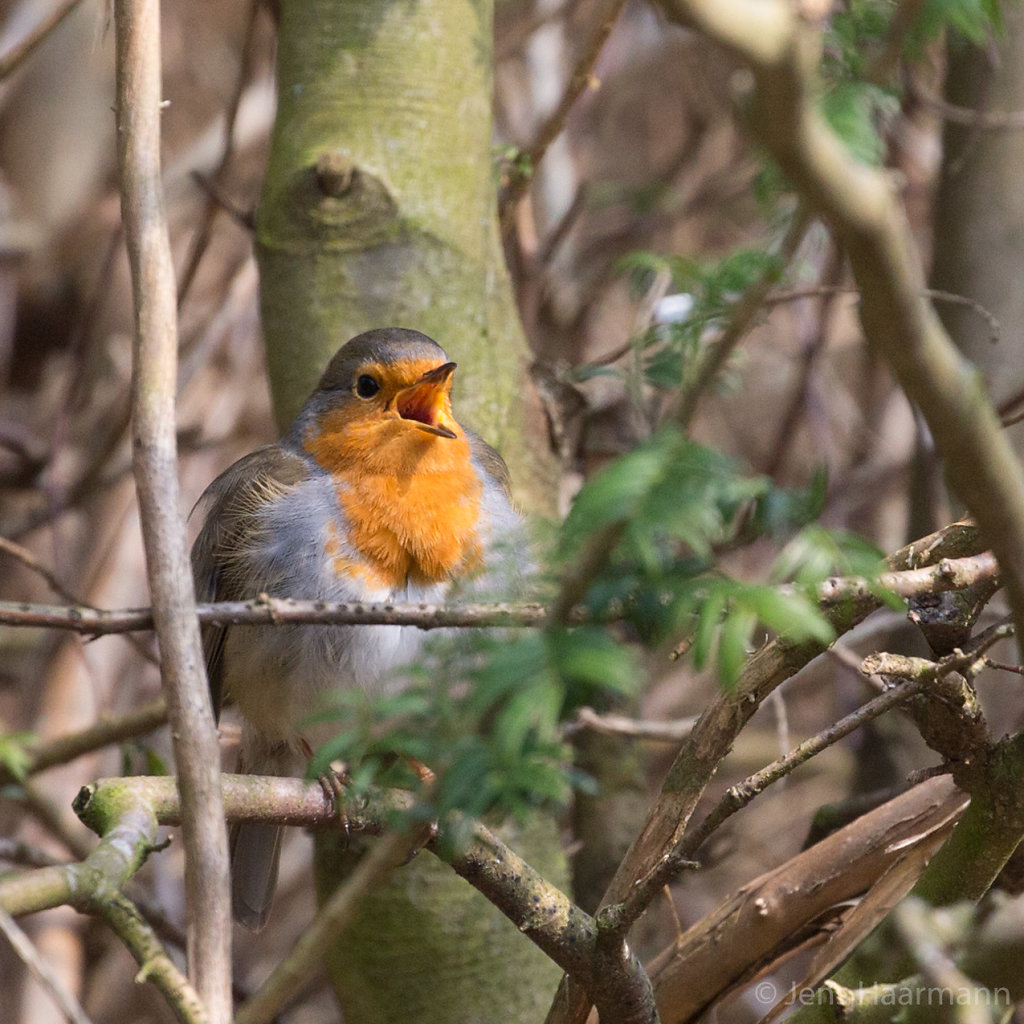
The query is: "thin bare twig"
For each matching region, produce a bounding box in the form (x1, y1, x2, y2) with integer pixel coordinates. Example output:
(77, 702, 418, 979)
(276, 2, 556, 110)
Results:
(0, 550, 1000, 635)
(985, 659, 1023, 675)
(563, 706, 698, 743)
(176, 0, 262, 306)
(765, 239, 844, 479)
(675, 204, 814, 429)
(0, 532, 160, 664)
(682, 676, 930, 856)
(114, 2, 231, 1020)
(499, 0, 629, 228)
(765, 284, 1002, 345)
(0, 596, 547, 633)
(0, 0, 85, 81)
(0, 535, 79, 604)
(0, 700, 168, 787)
(908, 76, 1024, 129)
(0, 904, 94, 1024)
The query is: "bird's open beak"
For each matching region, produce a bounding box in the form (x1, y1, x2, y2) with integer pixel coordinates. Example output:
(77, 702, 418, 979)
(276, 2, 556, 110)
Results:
(395, 362, 458, 439)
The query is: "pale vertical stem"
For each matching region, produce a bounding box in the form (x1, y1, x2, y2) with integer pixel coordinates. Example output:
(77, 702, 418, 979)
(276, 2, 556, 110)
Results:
(113, 3, 232, 1021)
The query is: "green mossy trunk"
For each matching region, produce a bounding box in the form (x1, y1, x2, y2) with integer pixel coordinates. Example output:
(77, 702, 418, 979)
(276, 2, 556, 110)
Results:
(256, 2, 564, 1021)
(315, 819, 567, 1024)
(256, 0, 550, 503)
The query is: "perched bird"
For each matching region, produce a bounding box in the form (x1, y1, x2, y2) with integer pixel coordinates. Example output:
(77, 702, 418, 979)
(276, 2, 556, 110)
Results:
(191, 327, 524, 930)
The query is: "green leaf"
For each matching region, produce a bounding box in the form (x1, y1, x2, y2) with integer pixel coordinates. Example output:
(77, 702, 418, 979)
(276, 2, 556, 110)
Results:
(692, 583, 728, 671)
(746, 586, 835, 647)
(718, 606, 758, 689)
(562, 432, 675, 544)
(820, 81, 892, 165)
(551, 626, 638, 699)
(0, 732, 34, 783)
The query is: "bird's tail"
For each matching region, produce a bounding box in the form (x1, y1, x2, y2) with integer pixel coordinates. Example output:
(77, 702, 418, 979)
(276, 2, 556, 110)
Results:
(229, 821, 283, 931)
(229, 739, 296, 931)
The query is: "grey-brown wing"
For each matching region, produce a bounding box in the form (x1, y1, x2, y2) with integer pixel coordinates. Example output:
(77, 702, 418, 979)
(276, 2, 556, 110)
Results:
(467, 430, 514, 501)
(190, 445, 309, 717)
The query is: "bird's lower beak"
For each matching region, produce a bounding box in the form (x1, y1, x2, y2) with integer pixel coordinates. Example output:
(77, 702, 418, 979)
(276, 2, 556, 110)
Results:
(395, 362, 458, 439)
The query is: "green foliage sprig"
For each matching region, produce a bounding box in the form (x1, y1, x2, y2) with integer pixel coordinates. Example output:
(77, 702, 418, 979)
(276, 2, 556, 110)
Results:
(307, 417, 897, 832)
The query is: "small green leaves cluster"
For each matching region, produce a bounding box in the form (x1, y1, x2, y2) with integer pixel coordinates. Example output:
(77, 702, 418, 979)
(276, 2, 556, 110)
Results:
(916, 0, 1004, 45)
(818, 0, 1004, 164)
(307, 624, 627, 830)
(560, 426, 886, 688)
(614, 248, 780, 392)
(820, 2, 899, 164)
(308, 420, 892, 828)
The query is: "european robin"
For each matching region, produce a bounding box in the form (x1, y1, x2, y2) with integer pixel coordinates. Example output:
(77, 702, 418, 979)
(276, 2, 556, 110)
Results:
(191, 327, 525, 930)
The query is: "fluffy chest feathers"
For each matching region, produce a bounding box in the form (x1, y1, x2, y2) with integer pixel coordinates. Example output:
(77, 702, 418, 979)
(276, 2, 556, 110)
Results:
(303, 408, 484, 589)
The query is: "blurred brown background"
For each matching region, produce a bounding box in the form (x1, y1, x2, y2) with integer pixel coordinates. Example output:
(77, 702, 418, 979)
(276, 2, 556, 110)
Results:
(1, 0, 1022, 1021)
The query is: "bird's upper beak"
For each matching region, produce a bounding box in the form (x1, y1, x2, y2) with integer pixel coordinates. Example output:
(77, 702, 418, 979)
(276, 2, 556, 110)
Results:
(395, 362, 458, 439)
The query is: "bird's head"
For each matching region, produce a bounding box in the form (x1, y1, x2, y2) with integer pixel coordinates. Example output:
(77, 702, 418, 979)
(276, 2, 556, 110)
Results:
(298, 328, 466, 473)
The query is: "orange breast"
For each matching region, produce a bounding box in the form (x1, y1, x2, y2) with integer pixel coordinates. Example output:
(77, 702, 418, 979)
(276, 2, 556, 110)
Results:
(305, 409, 483, 590)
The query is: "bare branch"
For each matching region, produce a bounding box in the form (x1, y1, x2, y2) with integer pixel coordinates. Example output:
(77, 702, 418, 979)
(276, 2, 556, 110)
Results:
(0, 596, 547, 633)
(0, 0, 85, 81)
(563, 707, 698, 743)
(909, 76, 1024, 129)
(0, 784, 206, 1024)
(68, 776, 659, 1024)
(0, 550, 999, 636)
(0, 536, 81, 605)
(646, 777, 968, 1023)
(113, 3, 231, 1019)
(0, 905, 94, 1024)
(0, 701, 168, 787)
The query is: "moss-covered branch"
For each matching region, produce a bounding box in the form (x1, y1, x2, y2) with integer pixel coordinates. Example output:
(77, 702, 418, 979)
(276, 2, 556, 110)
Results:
(3, 776, 659, 1024)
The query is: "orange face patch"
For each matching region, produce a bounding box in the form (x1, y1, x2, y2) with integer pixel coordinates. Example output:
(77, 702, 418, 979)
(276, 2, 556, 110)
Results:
(304, 358, 483, 589)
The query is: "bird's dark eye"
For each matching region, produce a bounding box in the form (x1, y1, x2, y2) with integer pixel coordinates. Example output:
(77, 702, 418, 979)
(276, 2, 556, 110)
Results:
(355, 374, 380, 399)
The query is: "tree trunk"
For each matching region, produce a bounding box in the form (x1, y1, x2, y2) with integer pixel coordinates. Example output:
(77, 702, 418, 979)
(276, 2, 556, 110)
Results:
(256, 2, 564, 1021)
(315, 819, 567, 1024)
(256, 0, 553, 504)
(929, 12, 1024, 413)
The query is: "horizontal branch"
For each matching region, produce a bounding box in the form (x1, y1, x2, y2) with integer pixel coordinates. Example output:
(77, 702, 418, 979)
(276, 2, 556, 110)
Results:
(0, 780, 205, 1024)
(0, 700, 168, 787)
(0, 596, 549, 634)
(66, 775, 656, 1024)
(546, 528, 992, 1024)
(0, 551, 1000, 636)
